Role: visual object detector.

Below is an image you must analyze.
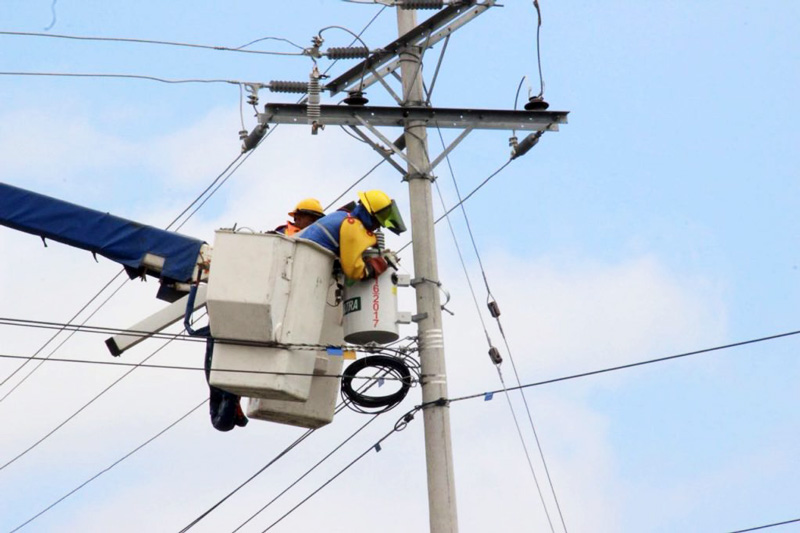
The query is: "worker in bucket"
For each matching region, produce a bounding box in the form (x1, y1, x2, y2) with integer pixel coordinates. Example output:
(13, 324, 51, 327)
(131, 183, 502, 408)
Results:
(298, 190, 406, 280)
(275, 198, 325, 236)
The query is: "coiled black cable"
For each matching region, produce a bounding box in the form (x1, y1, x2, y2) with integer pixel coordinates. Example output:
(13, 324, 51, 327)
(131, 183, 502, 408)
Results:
(341, 355, 412, 413)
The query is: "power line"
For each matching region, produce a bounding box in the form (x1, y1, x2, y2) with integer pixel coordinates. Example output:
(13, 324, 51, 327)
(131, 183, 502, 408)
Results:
(0, 278, 130, 403)
(178, 429, 317, 533)
(727, 517, 800, 533)
(8, 398, 207, 533)
(396, 158, 513, 254)
(0, 30, 306, 56)
(0, 146, 251, 404)
(0, 316, 416, 355)
(0, 331, 185, 474)
(260, 407, 419, 532)
(0, 71, 256, 85)
(0, 271, 125, 394)
(233, 414, 380, 532)
(435, 329, 800, 407)
(179, 368, 391, 532)
(0, 351, 415, 382)
(432, 125, 563, 532)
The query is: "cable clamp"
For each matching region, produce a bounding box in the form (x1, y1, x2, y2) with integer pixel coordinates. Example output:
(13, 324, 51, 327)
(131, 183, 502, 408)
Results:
(433, 397, 450, 407)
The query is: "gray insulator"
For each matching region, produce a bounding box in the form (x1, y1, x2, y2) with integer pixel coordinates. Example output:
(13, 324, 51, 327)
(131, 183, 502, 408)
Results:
(375, 230, 386, 250)
(307, 73, 321, 121)
(488, 346, 503, 365)
(399, 0, 445, 9)
(325, 46, 370, 59)
(268, 81, 310, 94)
(241, 124, 267, 153)
(511, 132, 542, 159)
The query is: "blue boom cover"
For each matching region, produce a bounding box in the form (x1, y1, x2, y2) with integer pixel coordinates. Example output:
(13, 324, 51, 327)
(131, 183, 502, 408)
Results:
(0, 182, 205, 283)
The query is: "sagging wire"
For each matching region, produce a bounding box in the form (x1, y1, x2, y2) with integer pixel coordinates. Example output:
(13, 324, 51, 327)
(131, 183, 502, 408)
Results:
(0, 30, 308, 56)
(0, 70, 255, 85)
(231, 414, 382, 533)
(432, 124, 559, 533)
(0, 316, 417, 359)
(0, 316, 205, 474)
(431, 329, 800, 406)
(0, 130, 260, 403)
(0, 278, 129, 403)
(0, 351, 419, 383)
(259, 406, 420, 532)
(532, 0, 545, 99)
(180, 367, 397, 532)
(8, 398, 208, 533)
(316, 25, 374, 94)
(395, 158, 514, 255)
(0, 271, 124, 397)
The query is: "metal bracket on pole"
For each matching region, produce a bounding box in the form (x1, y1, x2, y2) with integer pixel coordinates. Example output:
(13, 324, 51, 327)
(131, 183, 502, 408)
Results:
(368, 67, 404, 105)
(429, 126, 473, 170)
(404, 171, 436, 182)
(347, 125, 408, 175)
(354, 114, 427, 175)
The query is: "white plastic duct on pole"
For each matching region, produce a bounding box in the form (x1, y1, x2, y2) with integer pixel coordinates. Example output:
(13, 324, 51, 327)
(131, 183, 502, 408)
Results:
(206, 231, 335, 401)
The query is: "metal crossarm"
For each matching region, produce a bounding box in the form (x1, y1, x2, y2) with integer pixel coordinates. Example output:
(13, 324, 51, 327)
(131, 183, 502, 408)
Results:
(325, 0, 497, 96)
(259, 103, 568, 131)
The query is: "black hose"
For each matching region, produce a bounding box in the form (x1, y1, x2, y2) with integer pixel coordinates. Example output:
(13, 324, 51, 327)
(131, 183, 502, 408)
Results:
(341, 355, 412, 411)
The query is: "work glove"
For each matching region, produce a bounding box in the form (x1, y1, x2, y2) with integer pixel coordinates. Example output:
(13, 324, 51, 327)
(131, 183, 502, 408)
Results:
(364, 255, 389, 279)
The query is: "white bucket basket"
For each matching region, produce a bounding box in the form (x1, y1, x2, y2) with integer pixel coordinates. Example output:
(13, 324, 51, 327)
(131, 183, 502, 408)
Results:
(247, 286, 344, 429)
(206, 231, 334, 401)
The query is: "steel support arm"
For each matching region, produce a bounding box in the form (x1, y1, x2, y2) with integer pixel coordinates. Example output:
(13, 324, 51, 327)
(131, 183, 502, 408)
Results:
(259, 103, 568, 131)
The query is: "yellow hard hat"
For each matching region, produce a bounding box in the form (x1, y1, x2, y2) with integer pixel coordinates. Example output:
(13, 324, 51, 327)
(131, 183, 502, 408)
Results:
(289, 198, 324, 218)
(357, 190, 407, 235)
(357, 190, 392, 214)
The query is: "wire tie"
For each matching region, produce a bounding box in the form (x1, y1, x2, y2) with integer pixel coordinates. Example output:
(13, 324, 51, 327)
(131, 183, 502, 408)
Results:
(374, 443, 382, 453)
(326, 346, 344, 356)
(378, 377, 385, 387)
(484, 392, 494, 402)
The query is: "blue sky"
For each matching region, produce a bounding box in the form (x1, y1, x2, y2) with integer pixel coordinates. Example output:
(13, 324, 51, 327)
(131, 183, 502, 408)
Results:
(1, 1, 799, 532)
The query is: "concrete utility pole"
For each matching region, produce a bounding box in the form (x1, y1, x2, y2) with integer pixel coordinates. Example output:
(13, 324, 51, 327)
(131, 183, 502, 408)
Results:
(254, 5, 566, 531)
(396, 8, 459, 533)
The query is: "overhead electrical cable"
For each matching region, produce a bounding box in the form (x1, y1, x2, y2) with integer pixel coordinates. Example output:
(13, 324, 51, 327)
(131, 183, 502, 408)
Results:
(727, 517, 800, 533)
(0, 71, 255, 85)
(427, 329, 800, 407)
(0, 278, 129, 403)
(0, 271, 124, 393)
(8, 398, 208, 533)
(0, 30, 306, 56)
(0, 351, 415, 382)
(231, 414, 381, 532)
(532, 0, 545, 98)
(1, 1, 385, 408)
(0, 327, 194, 474)
(0, 135, 253, 402)
(396, 158, 513, 255)
(432, 125, 559, 533)
(179, 367, 394, 532)
(434, 124, 567, 531)
(259, 407, 419, 532)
